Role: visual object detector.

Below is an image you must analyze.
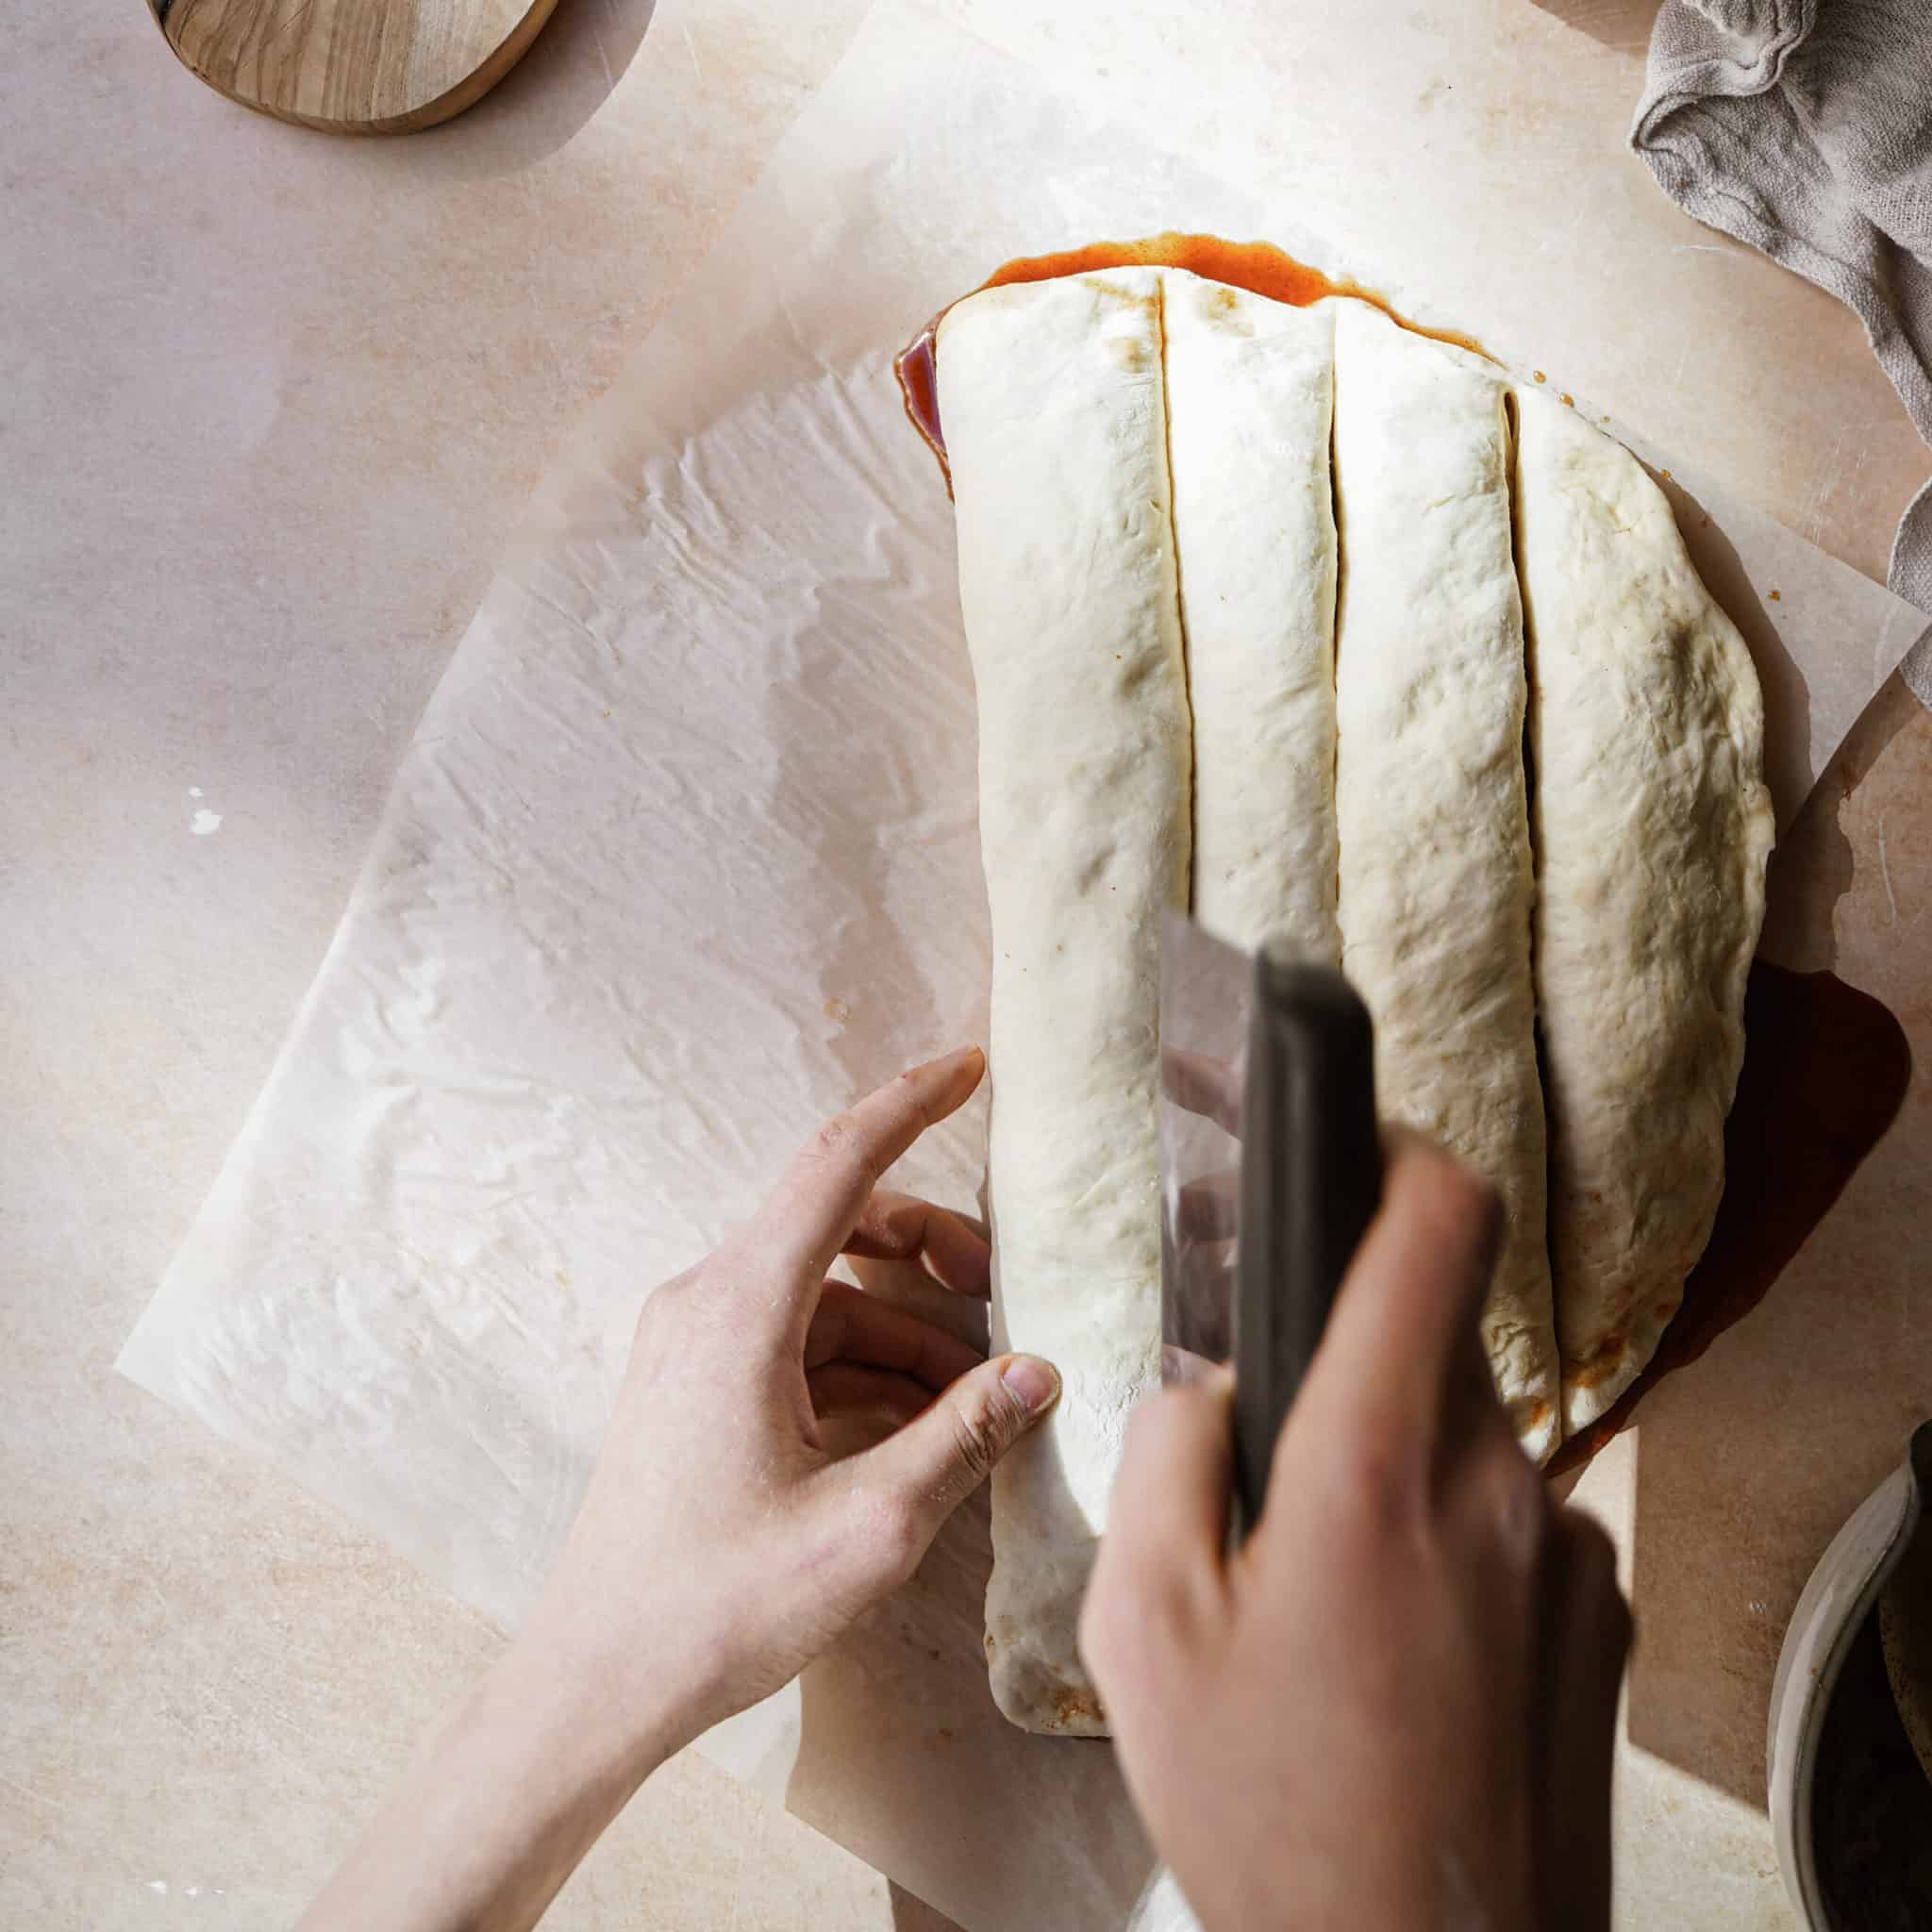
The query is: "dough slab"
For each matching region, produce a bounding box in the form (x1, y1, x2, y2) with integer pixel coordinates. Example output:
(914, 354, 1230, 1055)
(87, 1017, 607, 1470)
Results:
(934, 263, 1767, 1731)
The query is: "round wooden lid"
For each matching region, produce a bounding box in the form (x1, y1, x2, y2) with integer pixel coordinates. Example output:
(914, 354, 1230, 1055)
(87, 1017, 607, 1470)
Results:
(149, 0, 559, 135)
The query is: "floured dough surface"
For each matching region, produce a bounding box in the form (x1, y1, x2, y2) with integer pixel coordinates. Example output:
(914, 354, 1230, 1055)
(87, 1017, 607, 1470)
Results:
(935, 265, 1768, 1731)
(1164, 274, 1340, 961)
(1513, 387, 1773, 1432)
(938, 269, 1190, 1735)
(1329, 299, 1560, 1464)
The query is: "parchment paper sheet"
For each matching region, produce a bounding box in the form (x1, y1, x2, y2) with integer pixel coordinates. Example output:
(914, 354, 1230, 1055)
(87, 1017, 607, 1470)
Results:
(120, 5, 1929, 1926)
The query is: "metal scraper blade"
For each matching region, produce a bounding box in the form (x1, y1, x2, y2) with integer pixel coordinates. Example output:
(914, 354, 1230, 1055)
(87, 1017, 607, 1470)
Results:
(1158, 909, 1253, 1382)
(1158, 908, 1382, 1529)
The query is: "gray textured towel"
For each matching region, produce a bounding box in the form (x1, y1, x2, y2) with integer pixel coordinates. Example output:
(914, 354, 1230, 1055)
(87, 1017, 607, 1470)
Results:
(1634, 0, 1932, 703)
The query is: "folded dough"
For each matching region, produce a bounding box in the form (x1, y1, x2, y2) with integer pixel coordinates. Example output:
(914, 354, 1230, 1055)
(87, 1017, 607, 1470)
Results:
(1164, 275, 1341, 962)
(1330, 299, 1560, 1464)
(937, 269, 1191, 1735)
(1513, 388, 1773, 1433)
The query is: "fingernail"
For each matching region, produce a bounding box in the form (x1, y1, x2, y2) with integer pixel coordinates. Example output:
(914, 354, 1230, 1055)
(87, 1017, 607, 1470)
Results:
(921, 1043, 984, 1077)
(1001, 1355, 1060, 1414)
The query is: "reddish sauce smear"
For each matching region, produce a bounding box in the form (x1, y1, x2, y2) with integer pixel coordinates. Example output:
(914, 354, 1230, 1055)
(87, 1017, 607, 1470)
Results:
(892, 231, 1489, 492)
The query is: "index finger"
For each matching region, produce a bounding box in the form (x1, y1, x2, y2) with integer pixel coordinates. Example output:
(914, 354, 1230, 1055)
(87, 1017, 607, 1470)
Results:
(741, 1045, 986, 1323)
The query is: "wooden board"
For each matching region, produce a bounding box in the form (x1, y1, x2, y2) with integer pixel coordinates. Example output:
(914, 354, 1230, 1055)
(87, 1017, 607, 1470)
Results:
(148, 0, 559, 134)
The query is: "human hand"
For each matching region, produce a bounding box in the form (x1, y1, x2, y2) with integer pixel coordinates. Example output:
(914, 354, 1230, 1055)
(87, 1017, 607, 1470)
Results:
(1081, 1132, 1630, 1932)
(519, 1043, 1059, 1768)
(301, 1046, 1054, 1932)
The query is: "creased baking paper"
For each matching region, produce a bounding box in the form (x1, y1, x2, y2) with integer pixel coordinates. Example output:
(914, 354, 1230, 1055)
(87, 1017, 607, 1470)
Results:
(120, 4, 1929, 1927)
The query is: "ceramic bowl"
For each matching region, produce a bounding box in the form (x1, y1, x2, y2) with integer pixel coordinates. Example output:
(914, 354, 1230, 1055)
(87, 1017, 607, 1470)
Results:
(1767, 1420, 1932, 1927)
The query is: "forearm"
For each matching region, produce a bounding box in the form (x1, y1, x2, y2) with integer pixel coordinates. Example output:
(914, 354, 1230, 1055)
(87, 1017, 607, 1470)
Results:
(298, 1627, 690, 1932)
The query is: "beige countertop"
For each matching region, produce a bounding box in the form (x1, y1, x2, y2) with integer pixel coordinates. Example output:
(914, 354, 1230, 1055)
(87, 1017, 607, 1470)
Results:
(6, 1, 1928, 1926)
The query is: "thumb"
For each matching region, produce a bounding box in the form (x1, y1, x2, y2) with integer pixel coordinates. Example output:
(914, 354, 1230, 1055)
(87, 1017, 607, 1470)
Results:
(860, 1354, 1060, 1568)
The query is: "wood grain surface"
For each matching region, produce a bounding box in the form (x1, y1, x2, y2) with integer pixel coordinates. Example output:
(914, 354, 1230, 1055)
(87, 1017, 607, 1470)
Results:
(149, 0, 560, 133)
